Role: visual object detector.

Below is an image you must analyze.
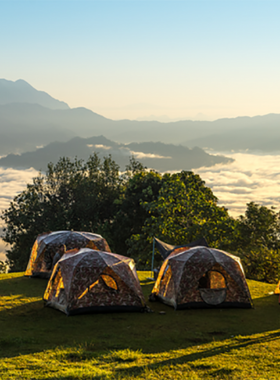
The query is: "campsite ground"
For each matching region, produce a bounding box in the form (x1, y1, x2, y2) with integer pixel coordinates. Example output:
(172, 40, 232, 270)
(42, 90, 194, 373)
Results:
(0, 272, 279, 379)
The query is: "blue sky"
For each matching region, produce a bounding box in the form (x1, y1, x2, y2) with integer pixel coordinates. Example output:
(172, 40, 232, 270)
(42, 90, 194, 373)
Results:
(1, 0, 280, 120)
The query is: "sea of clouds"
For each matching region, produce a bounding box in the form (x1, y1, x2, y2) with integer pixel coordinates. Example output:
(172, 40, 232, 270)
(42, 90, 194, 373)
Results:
(1, 152, 280, 261)
(0, 167, 38, 261)
(195, 152, 280, 218)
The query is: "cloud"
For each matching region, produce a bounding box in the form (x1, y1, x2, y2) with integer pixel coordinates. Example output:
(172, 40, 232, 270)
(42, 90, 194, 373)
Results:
(0, 167, 38, 212)
(130, 151, 172, 159)
(92, 144, 112, 150)
(194, 153, 280, 217)
(0, 167, 38, 261)
(0, 238, 8, 262)
(1, 153, 280, 259)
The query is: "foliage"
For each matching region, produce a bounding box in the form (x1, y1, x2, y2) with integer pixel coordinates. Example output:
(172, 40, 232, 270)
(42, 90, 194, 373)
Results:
(2, 152, 280, 281)
(235, 202, 280, 250)
(1, 154, 123, 271)
(236, 246, 280, 283)
(229, 202, 280, 283)
(127, 171, 236, 267)
(112, 168, 162, 255)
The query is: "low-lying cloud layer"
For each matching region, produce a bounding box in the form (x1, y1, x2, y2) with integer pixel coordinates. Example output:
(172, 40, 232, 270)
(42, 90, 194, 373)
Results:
(1, 153, 280, 260)
(0, 167, 38, 212)
(0, 167, 38, 261)
(195, 153, 280, 217)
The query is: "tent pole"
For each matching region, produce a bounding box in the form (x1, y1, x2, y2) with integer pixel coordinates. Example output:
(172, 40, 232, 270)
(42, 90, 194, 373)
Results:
(151, 238, 155, 277)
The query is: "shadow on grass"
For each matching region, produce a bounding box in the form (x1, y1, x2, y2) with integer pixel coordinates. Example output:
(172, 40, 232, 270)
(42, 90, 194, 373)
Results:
(0, 274, 49, 298)
(113, 330, 280, 378)
(24, 331, 280, 380)
(0, 274, 280, 362)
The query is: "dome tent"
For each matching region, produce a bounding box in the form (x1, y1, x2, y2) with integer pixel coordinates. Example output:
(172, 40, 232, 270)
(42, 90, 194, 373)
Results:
(25, 231, 111, 278)
(154, 236, 208, 260)
(43, 248, 147, 315)
(150, 246, 253, 309)
(274, 281, 280, 296)
(152, 237, 208, 280)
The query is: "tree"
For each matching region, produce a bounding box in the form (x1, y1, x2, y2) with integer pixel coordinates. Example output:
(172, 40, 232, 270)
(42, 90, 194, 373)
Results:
(1, 154, 123, 271)
(235, 202, 280, 251)
(231, 202, 280, 283)
(126, 171, 235, 267)
(112, 167, 162, 255)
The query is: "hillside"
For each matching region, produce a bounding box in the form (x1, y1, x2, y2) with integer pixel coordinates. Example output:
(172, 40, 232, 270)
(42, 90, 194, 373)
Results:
(0, 136, 233, 172)
(0, 272, 279, 379)
(1, 80, 280, 156)
(1, 102, 280, 156)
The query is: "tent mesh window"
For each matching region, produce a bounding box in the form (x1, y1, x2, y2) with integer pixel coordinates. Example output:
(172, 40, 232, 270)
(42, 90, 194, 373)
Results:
(101, 274, 118, 290)
(198, 271, 226, 289)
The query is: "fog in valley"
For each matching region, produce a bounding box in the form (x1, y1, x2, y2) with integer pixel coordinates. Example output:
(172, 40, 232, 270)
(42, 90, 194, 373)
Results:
(1, 152, 280, 260)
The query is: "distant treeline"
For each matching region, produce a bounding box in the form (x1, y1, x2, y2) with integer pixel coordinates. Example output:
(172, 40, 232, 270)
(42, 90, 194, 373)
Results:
(2, 154, 280, 283)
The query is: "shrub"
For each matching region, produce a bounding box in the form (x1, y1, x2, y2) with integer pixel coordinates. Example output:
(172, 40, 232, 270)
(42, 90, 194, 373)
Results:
(236, 247, 280, 283)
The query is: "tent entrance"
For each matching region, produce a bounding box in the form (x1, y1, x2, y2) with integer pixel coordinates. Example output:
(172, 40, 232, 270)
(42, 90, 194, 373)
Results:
(198, 270, 227, 305)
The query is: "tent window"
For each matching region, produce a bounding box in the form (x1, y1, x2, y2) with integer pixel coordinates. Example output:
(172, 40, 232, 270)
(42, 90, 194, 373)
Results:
(101, 274, 118, 290)
(198, 271, 226, 289)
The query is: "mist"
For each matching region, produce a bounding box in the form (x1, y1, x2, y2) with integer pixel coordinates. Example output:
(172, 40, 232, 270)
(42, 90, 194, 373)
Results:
(1, 153, 280, 259)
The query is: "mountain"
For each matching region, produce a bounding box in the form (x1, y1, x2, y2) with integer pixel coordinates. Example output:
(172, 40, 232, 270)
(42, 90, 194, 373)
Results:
(0, 79, 69, 110)
(1, 100, 280, 156)
(0, 136, 233, 172)
(184, 115, 280, 151)
(0, 79, 280, 156)
(0, 103, 110, 155)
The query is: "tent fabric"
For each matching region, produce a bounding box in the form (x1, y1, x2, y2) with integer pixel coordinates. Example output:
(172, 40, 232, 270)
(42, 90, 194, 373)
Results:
(43, 248, 146, 315)
(150, 246, 253, 309)
(25, 231, 111, 278)
(154, 237, 208, 260)
(274, 281, 280, 296)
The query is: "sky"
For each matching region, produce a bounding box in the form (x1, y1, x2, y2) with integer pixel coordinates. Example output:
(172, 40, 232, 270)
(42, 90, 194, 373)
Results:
(1, 0, 280, 121)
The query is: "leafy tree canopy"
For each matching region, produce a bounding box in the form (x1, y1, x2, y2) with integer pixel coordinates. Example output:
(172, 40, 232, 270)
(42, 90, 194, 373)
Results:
(1, 154, 123, 270)
(127, 171, 236, 267)
(2, 154, 280, 284)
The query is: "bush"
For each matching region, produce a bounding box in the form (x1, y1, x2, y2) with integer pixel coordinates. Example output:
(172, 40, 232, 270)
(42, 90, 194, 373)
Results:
(236, 247, 280, 284)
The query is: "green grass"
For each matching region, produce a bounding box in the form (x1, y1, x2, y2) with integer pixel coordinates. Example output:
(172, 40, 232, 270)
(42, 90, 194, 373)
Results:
(0, 272, 280, 379)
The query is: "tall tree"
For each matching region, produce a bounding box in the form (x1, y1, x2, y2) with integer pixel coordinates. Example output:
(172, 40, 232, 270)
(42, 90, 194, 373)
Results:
(112, 167, 162, 255)
(1, 154, 123, 270)
(127, 171, 235, 267)
(235, 202, 280, 251)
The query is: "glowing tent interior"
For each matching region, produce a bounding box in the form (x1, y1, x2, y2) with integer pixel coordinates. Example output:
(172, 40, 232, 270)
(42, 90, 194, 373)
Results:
(43, 248, 147, 315)
(150, 246, 253, 309)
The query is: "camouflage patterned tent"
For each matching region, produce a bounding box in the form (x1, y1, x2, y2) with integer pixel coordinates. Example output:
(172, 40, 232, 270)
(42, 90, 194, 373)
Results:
(25, 231, 111, 278)
(154, 237, 208, 260)
(43, 248, 146, 315)
(274, 281, 280, 296)
(150, 246, 253, 309)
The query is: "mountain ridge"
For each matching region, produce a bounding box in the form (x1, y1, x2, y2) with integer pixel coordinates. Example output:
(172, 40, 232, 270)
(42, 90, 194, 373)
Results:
(0, 135, 233, 172)
(1, 79, 280, 155)
(0, 79, 70, 110)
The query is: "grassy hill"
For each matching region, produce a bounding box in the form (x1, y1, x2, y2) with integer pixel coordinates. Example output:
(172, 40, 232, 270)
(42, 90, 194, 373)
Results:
(0, 272, 279, 379)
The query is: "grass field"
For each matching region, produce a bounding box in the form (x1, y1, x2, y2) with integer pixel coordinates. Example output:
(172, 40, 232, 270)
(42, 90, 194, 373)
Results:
(0, 271, 280, 379)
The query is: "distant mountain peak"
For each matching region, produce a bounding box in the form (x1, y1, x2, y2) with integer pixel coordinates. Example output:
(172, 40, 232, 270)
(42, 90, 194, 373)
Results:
(0, 78, 69, 110)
